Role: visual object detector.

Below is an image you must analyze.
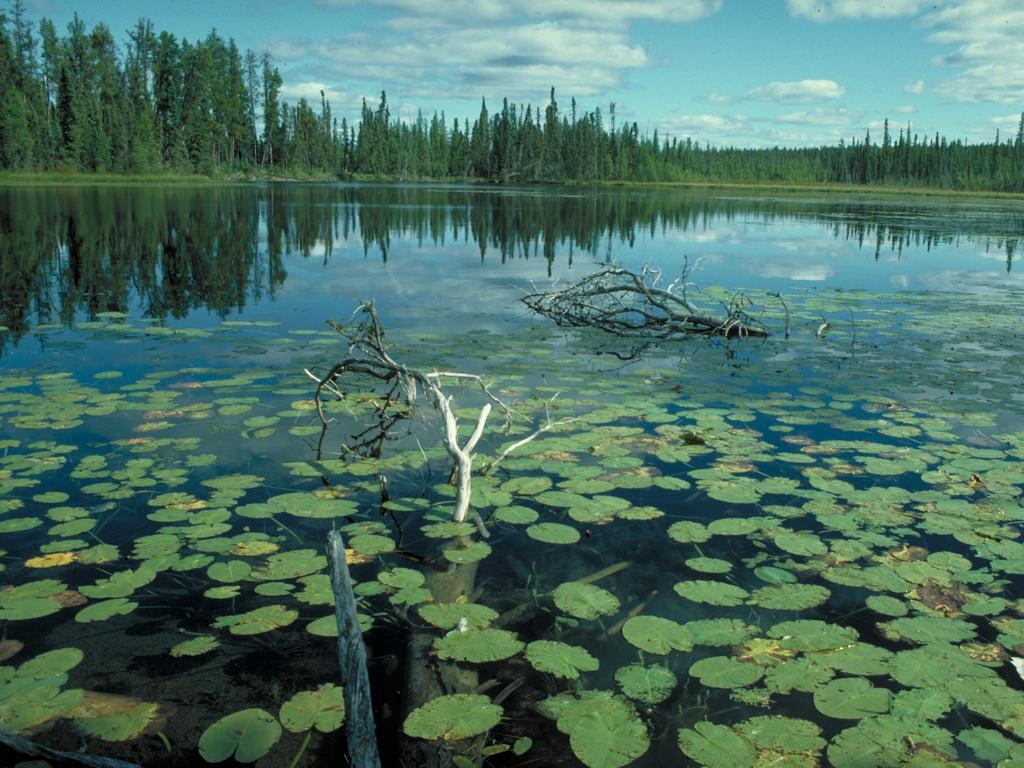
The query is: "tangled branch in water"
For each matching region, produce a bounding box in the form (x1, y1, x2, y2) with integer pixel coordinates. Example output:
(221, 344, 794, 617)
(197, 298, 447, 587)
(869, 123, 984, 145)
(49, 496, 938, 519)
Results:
(522, 265, 773, 339)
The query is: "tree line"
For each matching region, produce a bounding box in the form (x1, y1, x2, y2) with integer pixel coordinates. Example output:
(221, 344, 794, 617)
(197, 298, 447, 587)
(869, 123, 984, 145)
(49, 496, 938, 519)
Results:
(1, 7, 1022, 191)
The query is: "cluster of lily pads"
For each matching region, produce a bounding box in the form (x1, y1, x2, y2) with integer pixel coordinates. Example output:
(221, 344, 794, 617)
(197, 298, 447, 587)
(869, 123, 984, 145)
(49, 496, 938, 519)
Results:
(1, 280, 1023, 767)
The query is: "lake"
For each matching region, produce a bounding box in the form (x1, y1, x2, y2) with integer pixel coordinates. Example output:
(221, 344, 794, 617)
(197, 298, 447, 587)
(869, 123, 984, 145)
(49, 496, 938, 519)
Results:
(1, 183, 1023, 767)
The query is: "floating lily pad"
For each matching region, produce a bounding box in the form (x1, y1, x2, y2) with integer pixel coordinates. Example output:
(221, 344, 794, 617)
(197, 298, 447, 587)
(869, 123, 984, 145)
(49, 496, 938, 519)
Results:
(813, 677, 891, 719)
(213, 605, 298, 636)
(170, 635, 220, 657)
(526, 522, 580, 545)
(75, 598, 137, 623)
(198, 708, 281, 763)
(434, 628, 524, 663)
(280, 683, 345, 733)
(403, 694, 502, 741)
(615, 664, 676, 705)
(678, 721, 755, 768)
(525, 640, 598, 680)
(555, 693, 649, 768)
(621, 616, 694, 655)
(674, 579, 749, 607)
(552, 582, 620, 620)
(689, 656, 763, 688)
(417, 602, 498, 630)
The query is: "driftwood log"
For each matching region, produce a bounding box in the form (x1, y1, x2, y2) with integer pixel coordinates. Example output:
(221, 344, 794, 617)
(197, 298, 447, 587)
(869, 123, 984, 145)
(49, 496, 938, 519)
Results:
(0, 726, 142, 768)
(522, 265, 772, 338)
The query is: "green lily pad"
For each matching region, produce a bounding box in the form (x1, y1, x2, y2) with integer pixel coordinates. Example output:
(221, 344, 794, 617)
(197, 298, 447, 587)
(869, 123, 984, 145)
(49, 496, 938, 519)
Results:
(198, 707, 281, 763)
(667, 521, 710, 544)
(493, 506, 539, 524)
(748, 583, 830, 610)
(615, 664, 676, 705)
(555, 693, 649, 768)
(674, 579, 749, 607)
(417, 602, 498, 631)
(552, 582, 620, 620)
(279, 683, 345, 733)
(525, 640, 599, 680)
(378, 568, 426, 589)
(75, 598, 137, 623)
(403, 694, 502, 741)
(442, 540, 492, 564)
(685, 557, 732, 574)
(213, 605, 299, 636)
(170, 635, 220, 657)
(689, 656, 763, 688)
(678, 721, 755, 768)
(207, 560, 252, 583)
(349, 534, 395, 555)
(684, 619, 754, 647)
(434, 629, 524, 663)
(526, 522, 580, 545)
(621, 616, 694, 655)
(735, 716, 825, 754)
(813, 677, 891, 719)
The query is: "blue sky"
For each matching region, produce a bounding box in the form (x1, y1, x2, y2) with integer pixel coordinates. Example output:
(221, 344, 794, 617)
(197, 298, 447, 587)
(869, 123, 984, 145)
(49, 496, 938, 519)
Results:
(27, 0, 1024, 148)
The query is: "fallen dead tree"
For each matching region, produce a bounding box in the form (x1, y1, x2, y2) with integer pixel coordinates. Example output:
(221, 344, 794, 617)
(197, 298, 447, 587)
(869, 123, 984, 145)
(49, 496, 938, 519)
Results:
(522, 265, 777, 338)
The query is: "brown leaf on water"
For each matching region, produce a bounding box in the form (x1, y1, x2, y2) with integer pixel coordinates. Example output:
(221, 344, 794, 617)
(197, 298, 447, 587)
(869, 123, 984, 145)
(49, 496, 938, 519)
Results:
(962, 642, 1008, 665)
(0, 639, 24, 662)
(49, 590, 87, 608)
(911, 583, 969, 615)
(969, 473, 986, 490)
(888, 545, 928, 562)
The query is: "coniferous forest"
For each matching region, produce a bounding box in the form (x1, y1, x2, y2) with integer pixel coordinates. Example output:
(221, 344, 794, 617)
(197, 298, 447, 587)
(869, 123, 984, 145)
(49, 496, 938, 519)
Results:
(1, 7, 1022, 191)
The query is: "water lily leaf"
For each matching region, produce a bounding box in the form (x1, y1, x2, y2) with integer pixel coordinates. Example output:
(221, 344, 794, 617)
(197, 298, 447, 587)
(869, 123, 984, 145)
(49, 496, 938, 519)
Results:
(684, 619, 754, 647)
(501, 476, 553, 495)
(417, 602, 498, 630)
(813, 677, 891, 719)
(403, 694, 502, 741)
(891, 645, 996, 688)
(18, 647, 83, 677)
(421, 521, 475, 539)
(250, 549, 326, 581)
(75, 598, 137, 623)
(677, 721, 755, 768)
(774, 531, 828, 557)
(442, 540, 491, 564)
(79, 567, 156, 599)
(890, 689, 952, 721)
(207, 560, 252, 583)
(667, 521, 711, 544)
(621, 616, 694, 655)
(349, 534, 396, 555)
(707, 517, 763, 536)
(865, 595, 908, 617)
(493, 506, 539, 525)
(526, 523, 580, 545)
(75, 699, 160, 741)
(378, 568, 425, 589)
(170, 635, 220, 657)
(267, 492, 358, 519)
(525, 640, 598, 680)
(879, 616, 976, 645)
(957, 726, 1015, 764)
(555, 693, 649, 768)
(768, 620, 859, 653)
(615, 663, 676, 705)
(735, 716, 825, 754)
(280, 683, 345, 733)
(748, 583, 830, 610)
(552, 582, 620, 620)
(213, 605, 298, 635)
(689, 656, 763, 688)
(674, 579, 749, 607)
(434, 628, 524, 663)
(754, 565, 798, 584)
(198, 707, 281, 763)
(685, 557, 732, 574)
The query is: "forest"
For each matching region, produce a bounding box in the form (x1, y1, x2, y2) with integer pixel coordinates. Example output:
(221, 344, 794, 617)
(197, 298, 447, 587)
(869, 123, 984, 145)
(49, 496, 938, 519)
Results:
(1, 6, 1022, 191)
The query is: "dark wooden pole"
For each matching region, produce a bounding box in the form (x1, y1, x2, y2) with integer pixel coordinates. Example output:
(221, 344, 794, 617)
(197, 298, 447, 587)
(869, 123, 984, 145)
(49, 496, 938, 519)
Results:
(327, 529, 382, 768)
(0, 727, 141, 768)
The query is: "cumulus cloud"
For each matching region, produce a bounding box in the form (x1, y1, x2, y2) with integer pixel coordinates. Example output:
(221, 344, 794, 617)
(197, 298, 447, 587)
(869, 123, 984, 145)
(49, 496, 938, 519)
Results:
(280, 81, 350, 105)
(903, 79, 925, 94)
(316, 0, 724, 25)
(656, 113, 750, 138)
(744, 79, 845, 103)
(786, 0, 930, 20)
(777, 109, 853, 126)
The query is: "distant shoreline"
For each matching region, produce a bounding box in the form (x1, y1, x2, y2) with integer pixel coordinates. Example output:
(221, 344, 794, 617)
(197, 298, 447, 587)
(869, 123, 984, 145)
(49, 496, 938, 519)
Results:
(1, 171, 1021, 201)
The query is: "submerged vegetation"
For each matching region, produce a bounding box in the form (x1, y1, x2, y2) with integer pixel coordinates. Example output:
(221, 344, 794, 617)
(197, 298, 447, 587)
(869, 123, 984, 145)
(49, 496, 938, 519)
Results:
(1, 9, 1023, 190)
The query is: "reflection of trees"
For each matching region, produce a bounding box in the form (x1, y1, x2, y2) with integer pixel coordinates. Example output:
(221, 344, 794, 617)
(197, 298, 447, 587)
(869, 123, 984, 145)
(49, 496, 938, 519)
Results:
(1, 185, 1020, 349)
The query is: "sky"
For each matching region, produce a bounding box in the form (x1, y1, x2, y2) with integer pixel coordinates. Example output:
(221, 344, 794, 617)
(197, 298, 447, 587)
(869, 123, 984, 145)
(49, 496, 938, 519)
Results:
(25, 0, 1024, 148)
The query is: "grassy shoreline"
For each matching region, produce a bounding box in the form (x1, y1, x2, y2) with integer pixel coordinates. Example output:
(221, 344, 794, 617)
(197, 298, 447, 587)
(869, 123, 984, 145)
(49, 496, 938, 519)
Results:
(1, 170, 1021, 201)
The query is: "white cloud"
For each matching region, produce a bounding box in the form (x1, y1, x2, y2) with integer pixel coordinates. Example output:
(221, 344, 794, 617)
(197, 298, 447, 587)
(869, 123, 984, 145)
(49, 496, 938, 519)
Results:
(280, 82, 350, 106)
(923, 0, 1024, 104)
(903, 79, 925, 94)
(777, 109, 853, 126)
(317, 0, 724, 26)
(268, 22, 649, 100)
(745, 79, 845, 103)
(892, 105, 916, 114)
(657, 114, 749, 135)
(990, 113, 1024, 128)
(787, 0, 930, 20)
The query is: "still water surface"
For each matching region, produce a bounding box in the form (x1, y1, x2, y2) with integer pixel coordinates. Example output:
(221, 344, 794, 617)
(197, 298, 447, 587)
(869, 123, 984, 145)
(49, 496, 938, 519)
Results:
(1, 184, 1023, 767)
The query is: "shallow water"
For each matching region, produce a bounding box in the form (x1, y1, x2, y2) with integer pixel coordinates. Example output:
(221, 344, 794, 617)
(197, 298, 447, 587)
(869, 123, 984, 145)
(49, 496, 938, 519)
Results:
(1, 183, 1023, 767)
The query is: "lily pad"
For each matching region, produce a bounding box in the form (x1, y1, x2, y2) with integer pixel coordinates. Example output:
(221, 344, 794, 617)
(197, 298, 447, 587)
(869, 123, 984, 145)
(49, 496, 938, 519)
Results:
(279, 683, 345, 733)
(403, 694, 502, 741)
(434, 628, 524, 663)
(689, 656, 763, 688)
(526, 522, 580, 545)
(552, 582, 620, 620)
(615, 664, 676, 705)
(417, 602, 498, 631)
(621, 616, 694, 655)
(213, 605, 298, 636)
(678, 721, 755, 768)
(198, 708, 281, 763)
(813, 677, 891, 719)
(524, 640, 599, 680)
